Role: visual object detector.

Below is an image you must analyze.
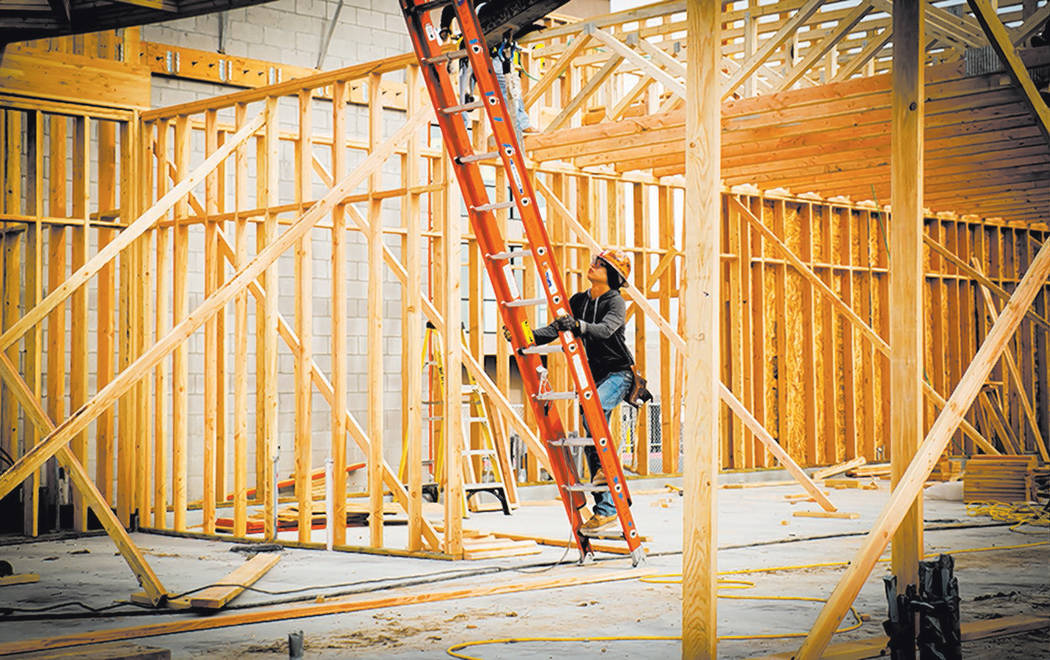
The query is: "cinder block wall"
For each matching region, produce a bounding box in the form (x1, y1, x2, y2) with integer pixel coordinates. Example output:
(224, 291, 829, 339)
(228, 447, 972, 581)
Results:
(142, 2, 416, 495)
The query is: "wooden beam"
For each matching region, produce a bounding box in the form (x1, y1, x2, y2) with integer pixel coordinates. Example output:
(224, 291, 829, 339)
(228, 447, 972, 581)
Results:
(187, 553, 280, 610)
(523, 32, 593, 110)
(796, 233, 1050, 658)
(968, 0, 1050, 145)
(776, 1, 874, 92)
(722, 0, 825, 100)
(890, 0, 925, 596)
(589, 27, 685, 98)
(682, 2, 720, 657)
(545, 53, 624, 132)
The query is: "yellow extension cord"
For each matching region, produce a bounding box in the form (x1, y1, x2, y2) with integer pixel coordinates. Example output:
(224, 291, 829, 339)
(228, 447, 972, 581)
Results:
(446, 517, 1050, 660)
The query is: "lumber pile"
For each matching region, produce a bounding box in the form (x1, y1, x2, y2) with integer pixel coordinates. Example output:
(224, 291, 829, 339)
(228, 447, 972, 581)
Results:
(963, 455, 1037, 504)
(460, 530, 541, 560)
(215, 501, 402, 534)
(846, 463, 891, 478)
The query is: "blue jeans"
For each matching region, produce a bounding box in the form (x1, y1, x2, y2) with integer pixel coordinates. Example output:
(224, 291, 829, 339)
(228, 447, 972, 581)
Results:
(581, 370, 633, 516)
(494, 70, 529, 144)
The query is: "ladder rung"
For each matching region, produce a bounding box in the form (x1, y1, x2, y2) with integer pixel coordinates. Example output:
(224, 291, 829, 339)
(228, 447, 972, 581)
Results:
(466, 416, 488, 423)
(463, 482, 506, 491)
(520, 344, 563, 355)
(504, 296, 546, 308)
(422, 400, 442, 405)
(548, 436, 593, 448)
(535, 391, 577, 401)
(424, 415, 443, 421)
(564, 483, 610, 493)
(579, 527, 625, 540)
(462, 385, 479, 394)
(487, 248, 529, 261)
(457, 151, 499, 164)
(472, 200, 516, 213)
(424, 49, 467, 65)
(441, 100, 484, 114)
(462, 449, 496, 456)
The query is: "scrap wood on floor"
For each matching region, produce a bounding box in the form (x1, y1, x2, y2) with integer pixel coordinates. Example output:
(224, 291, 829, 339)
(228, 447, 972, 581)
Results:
(130, 552, 281, 611)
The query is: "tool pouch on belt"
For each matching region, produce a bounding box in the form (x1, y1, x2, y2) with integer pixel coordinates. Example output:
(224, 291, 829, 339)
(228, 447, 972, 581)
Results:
(624, 365, 653, 409)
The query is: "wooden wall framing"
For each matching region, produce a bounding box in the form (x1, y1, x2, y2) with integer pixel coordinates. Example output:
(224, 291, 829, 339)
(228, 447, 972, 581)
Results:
(0, 2, 1046, 570)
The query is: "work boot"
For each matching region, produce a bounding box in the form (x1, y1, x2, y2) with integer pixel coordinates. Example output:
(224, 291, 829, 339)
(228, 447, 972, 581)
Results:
(592, 469, 606, 485)
(581, 512, 617, 531)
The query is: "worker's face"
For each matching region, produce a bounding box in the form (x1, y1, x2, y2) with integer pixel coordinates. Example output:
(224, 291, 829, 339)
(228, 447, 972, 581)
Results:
(587, 257, 609, 285)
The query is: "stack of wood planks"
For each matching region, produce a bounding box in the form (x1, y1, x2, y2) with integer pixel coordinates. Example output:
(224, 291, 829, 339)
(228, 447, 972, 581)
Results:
(215, 501, 402, 535)
(461, 530, 541, 560)
(963, 455, 1037, 503)
(847, 463, 892, 478)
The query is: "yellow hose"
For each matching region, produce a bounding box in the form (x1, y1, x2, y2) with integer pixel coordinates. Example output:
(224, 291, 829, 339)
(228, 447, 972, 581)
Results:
(446, 537, 1048, 659)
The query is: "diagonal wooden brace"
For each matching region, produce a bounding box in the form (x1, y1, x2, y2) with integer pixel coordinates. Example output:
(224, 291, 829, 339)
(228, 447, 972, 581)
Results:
(797, 235, 1050, 658)
(0, 353, 167, 605)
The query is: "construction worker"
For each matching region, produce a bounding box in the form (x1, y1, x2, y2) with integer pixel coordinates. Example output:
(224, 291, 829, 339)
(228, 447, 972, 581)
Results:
(533, 249, 634, 533)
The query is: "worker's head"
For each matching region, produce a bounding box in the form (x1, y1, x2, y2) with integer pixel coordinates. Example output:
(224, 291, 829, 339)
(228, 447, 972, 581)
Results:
(588, 249, 631, 290)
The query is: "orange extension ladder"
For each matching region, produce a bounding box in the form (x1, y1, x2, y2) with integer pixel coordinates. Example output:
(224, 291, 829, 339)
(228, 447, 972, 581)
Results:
(400, 0, 644, 566)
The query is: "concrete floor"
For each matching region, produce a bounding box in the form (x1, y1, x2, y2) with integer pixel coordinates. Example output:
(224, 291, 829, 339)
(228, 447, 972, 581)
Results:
(1, 478, 1047, 659)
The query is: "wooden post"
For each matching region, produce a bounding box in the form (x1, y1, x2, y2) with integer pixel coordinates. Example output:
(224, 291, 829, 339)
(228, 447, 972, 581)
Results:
(890, 0, 924, 595)
(682, 2, 720, 658)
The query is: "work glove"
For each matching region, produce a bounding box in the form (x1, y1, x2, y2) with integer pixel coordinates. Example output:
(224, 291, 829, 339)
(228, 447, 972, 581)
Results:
(502, 325, 512, 342)
(552, 315, 580, 336)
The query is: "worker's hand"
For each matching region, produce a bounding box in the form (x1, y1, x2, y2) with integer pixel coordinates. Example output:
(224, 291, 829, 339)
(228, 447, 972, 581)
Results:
(552, 315, 580, 335)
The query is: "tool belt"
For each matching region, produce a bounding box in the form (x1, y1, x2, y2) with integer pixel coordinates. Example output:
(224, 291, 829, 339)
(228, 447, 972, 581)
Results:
(624, 365, 653, 409)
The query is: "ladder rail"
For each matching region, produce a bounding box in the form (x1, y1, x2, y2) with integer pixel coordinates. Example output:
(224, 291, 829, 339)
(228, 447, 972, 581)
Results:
(400, 0, 642, 560)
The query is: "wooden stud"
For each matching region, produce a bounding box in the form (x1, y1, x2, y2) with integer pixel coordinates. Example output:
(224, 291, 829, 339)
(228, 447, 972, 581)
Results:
(367, 73, 384, 548)
(295, 90, 313, 543)
(70, 114, 89, 532)
(441, 151, 463, 558)
(330, 83, 348, 547)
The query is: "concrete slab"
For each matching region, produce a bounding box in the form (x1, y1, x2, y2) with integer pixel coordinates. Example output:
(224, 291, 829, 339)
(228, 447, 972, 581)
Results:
(0, 482, 1045, 659)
